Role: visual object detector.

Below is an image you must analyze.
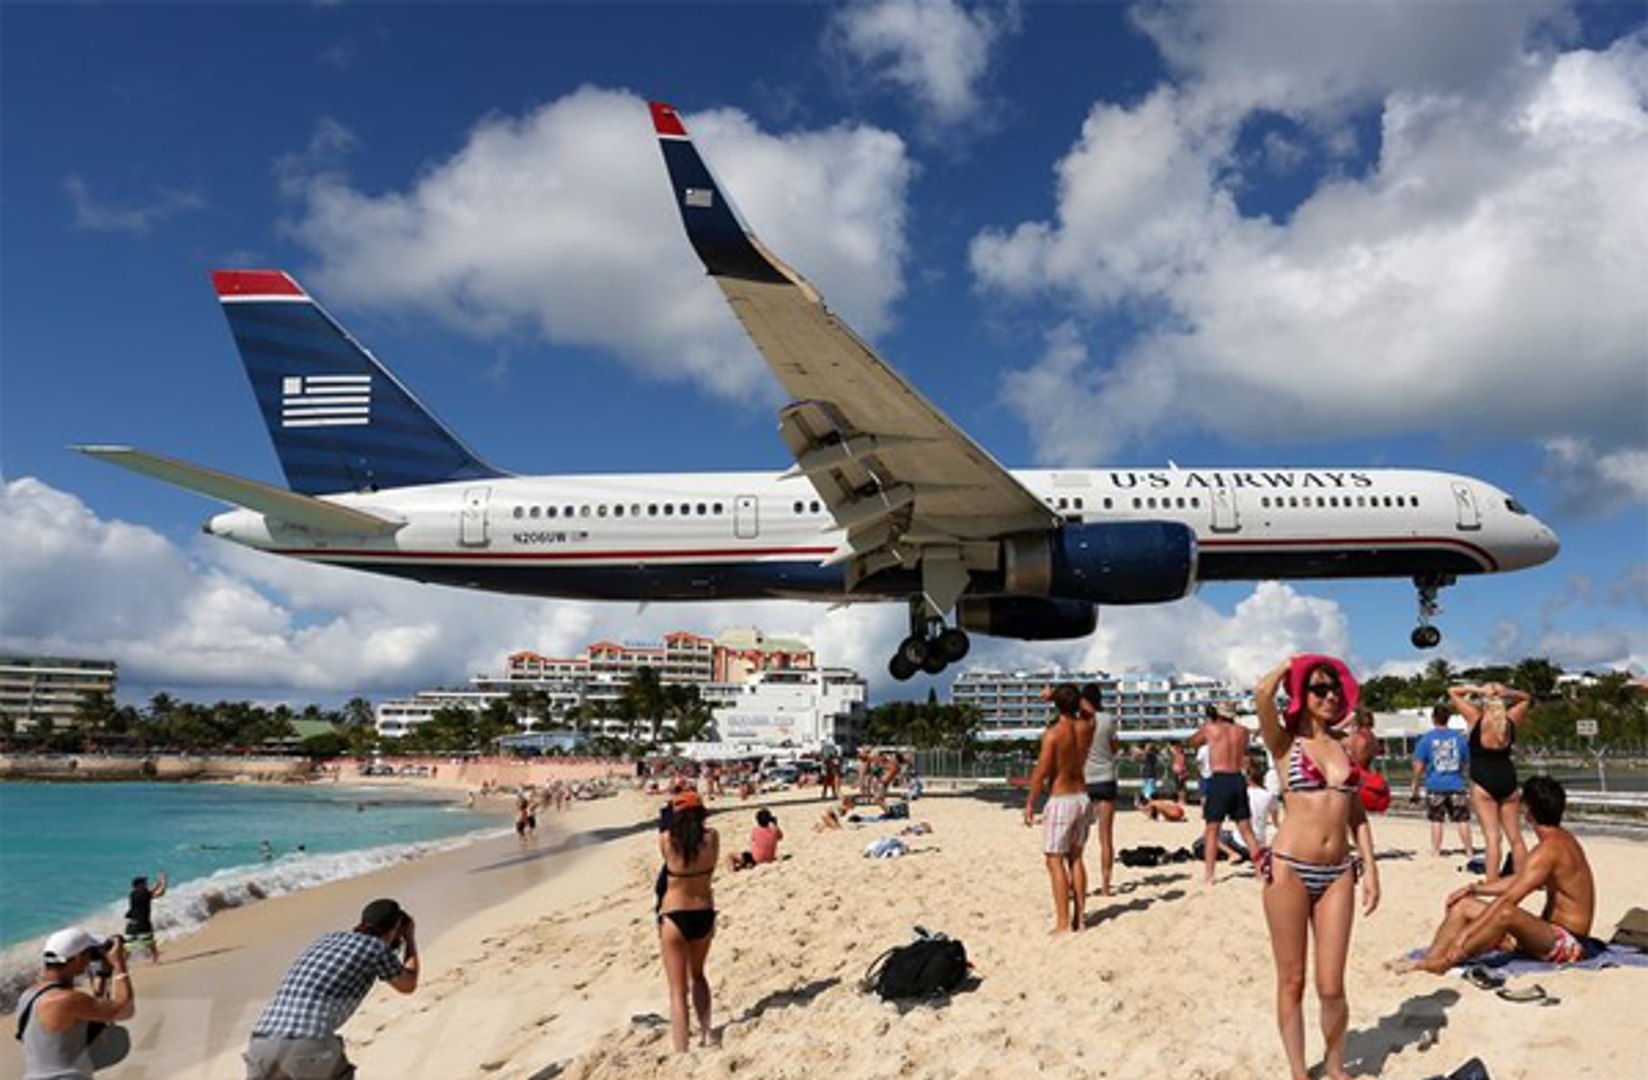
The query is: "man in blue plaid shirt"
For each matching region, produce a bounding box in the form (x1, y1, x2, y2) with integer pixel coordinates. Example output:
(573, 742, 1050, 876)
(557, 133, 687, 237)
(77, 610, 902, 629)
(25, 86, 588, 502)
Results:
(243, 898, 420, 1079)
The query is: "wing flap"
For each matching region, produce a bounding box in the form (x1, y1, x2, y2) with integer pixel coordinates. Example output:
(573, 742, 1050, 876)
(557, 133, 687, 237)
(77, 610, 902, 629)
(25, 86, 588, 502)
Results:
(75, 446, 403, 536)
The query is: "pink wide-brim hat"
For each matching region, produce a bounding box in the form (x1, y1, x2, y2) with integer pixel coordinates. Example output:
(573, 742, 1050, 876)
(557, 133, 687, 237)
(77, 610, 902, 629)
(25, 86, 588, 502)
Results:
(1284, 654, 1359, 732)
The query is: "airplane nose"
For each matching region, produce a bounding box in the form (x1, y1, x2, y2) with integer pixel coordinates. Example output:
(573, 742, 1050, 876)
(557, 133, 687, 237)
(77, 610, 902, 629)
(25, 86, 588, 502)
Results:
(1529, 520, 1560, 567)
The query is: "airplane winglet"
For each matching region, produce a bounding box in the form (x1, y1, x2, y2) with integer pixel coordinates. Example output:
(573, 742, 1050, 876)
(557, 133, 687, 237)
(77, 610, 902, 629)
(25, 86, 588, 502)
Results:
(649, 100, 789, 284)
(75, 446, 403, 536)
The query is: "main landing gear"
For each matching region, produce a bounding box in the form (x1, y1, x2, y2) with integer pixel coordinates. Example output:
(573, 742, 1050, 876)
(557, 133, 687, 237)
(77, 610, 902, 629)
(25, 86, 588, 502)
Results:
(889, 597, 970, 681)
(1410, 573, 1454, 650)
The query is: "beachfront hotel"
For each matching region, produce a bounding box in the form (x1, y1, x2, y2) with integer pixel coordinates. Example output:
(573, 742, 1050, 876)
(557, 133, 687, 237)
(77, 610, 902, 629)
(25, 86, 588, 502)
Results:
(0, 655, 118, 733)
(374, 628, 865, 751)
(953, 668, 1253, 742)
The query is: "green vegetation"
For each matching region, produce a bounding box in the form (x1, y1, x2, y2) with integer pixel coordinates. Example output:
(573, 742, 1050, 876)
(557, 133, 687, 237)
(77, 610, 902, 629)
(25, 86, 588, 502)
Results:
(861, 688, 981, 754)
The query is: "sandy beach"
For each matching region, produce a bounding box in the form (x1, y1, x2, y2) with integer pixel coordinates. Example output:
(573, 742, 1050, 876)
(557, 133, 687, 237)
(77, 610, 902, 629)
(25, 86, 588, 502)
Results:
(7, 785, 1645, 1080)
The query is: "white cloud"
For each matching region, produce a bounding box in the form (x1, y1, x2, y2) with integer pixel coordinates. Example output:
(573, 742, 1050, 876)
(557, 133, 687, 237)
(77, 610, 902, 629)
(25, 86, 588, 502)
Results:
(1540, 437, 1648, 515)
(280, 87, 914, 404)
(826, 0, 1020, 135)
(63, 175, 205, 234)
(970, 22, 1648, 465)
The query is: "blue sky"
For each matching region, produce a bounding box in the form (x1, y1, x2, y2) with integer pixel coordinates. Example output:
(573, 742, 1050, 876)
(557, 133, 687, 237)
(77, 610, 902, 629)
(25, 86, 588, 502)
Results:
(2, 1, 1644, 706)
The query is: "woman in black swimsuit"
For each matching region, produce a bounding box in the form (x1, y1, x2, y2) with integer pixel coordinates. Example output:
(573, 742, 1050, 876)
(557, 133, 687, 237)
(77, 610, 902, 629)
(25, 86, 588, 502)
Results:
(1448, 682, 1531, 881)
(658, 788, 718, 1052)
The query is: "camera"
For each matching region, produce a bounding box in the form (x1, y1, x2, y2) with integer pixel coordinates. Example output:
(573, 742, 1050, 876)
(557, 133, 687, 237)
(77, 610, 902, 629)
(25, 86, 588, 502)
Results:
(86, 938, 118, 979)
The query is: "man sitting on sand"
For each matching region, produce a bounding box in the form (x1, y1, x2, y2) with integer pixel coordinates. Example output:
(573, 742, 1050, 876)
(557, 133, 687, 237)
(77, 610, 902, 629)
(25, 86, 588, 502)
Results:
(1024, 683, 1095, 934)
(1396, 776, 1595, 974)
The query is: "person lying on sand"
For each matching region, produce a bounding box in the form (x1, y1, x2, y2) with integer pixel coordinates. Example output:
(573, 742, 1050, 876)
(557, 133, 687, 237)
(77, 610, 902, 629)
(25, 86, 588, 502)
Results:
(1138, 797, 1186, 823)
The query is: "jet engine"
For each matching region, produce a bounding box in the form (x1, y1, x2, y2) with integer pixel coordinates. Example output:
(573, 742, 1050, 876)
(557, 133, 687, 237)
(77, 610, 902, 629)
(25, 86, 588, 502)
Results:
(957, 596, 1098, 640)
(1003, 521, 1197, 604)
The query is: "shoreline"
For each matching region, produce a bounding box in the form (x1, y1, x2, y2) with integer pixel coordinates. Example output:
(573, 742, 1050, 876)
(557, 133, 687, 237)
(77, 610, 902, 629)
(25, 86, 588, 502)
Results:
(0, 786, 652, 1079)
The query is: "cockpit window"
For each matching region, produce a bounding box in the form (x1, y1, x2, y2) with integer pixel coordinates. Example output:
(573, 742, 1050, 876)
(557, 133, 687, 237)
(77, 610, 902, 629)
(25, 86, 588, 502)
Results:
(1505, 498, 1529, 515)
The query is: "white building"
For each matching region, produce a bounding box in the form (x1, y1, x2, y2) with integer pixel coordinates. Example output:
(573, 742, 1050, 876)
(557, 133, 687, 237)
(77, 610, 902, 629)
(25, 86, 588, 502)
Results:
(710, 667, 867, 753)
(0, 655, 118, 733)
(953, 668, 1252, 742)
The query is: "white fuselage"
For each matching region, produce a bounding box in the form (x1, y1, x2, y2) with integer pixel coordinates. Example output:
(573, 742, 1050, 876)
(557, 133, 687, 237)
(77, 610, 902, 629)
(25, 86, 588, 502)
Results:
(204, 465, 1558, 604)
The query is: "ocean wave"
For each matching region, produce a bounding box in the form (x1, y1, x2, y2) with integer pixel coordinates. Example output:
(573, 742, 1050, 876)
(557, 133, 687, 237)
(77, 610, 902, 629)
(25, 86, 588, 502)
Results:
(0, 824, 508, 1012)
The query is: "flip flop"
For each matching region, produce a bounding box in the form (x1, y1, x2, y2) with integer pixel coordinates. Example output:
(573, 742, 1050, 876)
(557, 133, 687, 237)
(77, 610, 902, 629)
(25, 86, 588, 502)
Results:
(1496, 983, 1558, 1005)
(1464, 965, 1506, 990)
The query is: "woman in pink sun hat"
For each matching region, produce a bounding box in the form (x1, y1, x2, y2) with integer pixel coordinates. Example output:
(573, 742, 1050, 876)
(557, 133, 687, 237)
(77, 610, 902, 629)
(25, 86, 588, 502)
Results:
(1255, 654, 1380, 1080)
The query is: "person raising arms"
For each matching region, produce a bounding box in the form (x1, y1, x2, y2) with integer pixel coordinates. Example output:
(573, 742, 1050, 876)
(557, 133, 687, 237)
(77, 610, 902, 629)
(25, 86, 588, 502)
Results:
(1255, 655, 1380, 1080)
(1449, 682, 1531, 881)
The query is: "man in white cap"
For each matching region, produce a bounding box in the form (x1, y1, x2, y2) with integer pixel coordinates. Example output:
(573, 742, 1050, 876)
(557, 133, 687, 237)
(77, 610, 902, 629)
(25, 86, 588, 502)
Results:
(242, 897, 420, 1079)
(17, 927, 134, 1079)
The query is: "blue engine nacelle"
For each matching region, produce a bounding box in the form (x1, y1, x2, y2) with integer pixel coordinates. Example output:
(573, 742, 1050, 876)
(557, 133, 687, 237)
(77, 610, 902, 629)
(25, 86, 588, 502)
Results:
(1003, 521, 1197, 604)
(956, 596, 1098, 641)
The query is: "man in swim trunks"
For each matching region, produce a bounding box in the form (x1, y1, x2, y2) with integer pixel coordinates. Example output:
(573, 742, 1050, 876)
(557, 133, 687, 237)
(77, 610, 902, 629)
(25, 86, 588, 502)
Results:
(1398, 776, 1595, 974)
(1187, 705, 1262, 889)
(1024, 683, 1095, 934)
(124, 872, 167, 963)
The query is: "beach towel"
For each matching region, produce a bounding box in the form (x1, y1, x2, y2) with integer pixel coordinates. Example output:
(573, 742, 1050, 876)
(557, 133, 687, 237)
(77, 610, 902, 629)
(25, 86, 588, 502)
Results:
(863, 836, 908, 859)
(1409, 940, 1648, 977)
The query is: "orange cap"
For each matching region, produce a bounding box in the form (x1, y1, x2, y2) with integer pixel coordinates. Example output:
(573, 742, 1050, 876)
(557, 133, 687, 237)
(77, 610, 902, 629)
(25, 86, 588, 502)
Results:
(672, 789, 703, 812)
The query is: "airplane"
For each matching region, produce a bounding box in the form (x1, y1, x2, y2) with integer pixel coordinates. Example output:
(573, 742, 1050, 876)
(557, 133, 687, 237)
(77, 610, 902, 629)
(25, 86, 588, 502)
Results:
(78, 100, 1560, 681)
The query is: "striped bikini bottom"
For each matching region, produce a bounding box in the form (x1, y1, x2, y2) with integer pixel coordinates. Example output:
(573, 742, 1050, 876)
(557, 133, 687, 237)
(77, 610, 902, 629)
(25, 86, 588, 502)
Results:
(1259, 849, 1363, 900)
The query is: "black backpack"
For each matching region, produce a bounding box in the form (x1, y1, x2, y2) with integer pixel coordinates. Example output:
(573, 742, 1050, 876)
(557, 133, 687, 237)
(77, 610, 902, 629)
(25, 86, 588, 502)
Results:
(863, 932, 969, 1000)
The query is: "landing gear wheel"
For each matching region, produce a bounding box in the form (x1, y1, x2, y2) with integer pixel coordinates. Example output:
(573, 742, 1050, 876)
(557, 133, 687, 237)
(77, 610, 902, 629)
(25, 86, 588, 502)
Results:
(921, 651, 949, 675)
(897, 636, 929, 668)
(1411, 625, 1442, 649)
(889, 654, 919, 681)
(936, 628, 971, 663)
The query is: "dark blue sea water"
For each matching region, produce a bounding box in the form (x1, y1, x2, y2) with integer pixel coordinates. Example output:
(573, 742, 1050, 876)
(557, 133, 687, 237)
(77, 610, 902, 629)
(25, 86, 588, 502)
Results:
(0, 782, 499, 955)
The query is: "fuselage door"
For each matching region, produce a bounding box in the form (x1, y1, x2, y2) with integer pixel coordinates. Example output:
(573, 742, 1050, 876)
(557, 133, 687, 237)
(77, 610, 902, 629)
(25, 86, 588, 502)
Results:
(1210, 487, 1240, 533)
(1451, 482, 1482, 531)
(460, 486, 491, 547)
(734, 495, 759, 540)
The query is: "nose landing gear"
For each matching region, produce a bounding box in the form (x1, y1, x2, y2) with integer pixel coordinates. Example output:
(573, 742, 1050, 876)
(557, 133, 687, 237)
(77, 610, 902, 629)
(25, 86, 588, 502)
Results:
(1410, 574, 1454, 649)
(888, 598, 970, 681)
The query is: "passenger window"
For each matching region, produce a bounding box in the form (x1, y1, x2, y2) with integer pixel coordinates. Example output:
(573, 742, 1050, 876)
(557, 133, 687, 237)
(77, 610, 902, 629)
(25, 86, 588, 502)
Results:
(597, 505, 607, 518)
(564, 506, 574, 518)
(1132, 498, 1141, 509)
(713, 502, 724, 514)
(1057, 498, 1068, 510)
(632, 505, 641, 517)
(513, 507, 524, 519)
(614, 505, 624, 517)
(1176, 497, 1186, 509)
(1146, 497, 1157, 510)
(794, 501, 804, 514)
(529, 506, 540, 519)
(579, 505, 591, 517)
(547, 507, 557, 519)
(1074, 498, 1084, 510)
(664, 505, 674, 516)
(1103, 498, 1113, 510)
(697, 503, 708, 515)
(680, 504, 691, 516)
(649, 504, 658, 516)
(809, 501, 819, 513)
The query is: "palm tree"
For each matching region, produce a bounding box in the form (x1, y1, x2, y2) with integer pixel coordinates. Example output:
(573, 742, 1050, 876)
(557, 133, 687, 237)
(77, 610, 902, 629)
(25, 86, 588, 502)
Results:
(623, 667, 669, 744)
(342, 696, 376, 728)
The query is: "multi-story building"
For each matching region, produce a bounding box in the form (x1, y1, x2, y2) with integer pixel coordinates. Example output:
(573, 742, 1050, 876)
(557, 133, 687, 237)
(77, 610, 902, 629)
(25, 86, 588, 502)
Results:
(710, 667, 866, 753)
(952, 668, 1251, 742)
(0, 656, 118, 732)
(376, 629, 820, 740)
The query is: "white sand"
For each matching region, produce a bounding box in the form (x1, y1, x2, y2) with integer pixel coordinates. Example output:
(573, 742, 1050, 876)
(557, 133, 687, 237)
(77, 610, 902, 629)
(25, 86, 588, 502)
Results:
(10, 787, 1644, 1080)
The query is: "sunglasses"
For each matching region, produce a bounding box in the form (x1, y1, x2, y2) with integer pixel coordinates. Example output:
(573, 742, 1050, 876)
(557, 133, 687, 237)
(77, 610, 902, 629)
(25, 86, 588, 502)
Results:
(1306, 683, 1343, 698)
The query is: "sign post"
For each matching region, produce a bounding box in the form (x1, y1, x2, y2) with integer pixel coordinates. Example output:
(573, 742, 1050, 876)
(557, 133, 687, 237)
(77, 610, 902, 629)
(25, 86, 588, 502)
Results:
(1576, 719, 1602, 791)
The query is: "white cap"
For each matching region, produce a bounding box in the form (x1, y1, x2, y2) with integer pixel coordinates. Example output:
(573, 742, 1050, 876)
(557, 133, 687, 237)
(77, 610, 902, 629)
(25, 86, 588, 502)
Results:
(43, 927, 102, 964)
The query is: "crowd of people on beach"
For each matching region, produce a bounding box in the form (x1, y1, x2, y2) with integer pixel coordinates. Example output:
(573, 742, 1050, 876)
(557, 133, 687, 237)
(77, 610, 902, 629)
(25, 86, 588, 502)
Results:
(14, 659, 1610, 1080)
(1016, 656, 1601, 1080)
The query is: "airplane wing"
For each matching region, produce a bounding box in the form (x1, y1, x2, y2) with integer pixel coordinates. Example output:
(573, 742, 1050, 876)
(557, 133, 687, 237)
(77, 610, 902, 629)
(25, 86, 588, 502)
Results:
(649, 102, 1058, 603)
(75, 446, 403, 536)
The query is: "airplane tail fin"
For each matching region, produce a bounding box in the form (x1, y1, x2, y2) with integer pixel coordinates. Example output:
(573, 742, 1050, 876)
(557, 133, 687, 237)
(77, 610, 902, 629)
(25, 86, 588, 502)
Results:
(212, 270, 505, 495)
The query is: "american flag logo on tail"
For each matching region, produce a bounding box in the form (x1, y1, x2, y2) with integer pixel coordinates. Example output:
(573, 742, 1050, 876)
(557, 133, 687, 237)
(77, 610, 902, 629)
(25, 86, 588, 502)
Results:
(282, 375, 370, 428)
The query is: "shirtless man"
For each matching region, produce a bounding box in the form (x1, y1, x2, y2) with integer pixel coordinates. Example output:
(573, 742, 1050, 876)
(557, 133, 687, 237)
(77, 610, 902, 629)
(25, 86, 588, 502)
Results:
(1024, 683, 1096, 933)
(1397, 776, 1595, 974)
(1187, 704, 1262, 889)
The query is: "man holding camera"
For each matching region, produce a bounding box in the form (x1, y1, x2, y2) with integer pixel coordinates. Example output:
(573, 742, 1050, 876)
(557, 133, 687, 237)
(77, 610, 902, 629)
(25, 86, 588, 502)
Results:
(18, 928, 135, 1079)
(243, 898, 421, 1080)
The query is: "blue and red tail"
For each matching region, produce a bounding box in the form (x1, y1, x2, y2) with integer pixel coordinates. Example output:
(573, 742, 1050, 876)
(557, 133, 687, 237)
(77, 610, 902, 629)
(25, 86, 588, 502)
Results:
(212, 270, 504, 495)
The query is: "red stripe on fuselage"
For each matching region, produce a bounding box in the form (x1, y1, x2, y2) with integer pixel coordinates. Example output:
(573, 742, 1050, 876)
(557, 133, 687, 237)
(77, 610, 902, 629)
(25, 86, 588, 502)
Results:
(271, 545, 839, 562)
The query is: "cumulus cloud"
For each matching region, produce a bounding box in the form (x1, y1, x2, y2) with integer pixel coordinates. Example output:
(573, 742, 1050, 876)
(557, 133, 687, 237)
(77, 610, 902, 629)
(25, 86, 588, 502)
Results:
(825, 0, 1020, 135)
(970, 16, 1648, 466)
(279, 87, 914, 404)
(1539, 437, 1648, 515)
(63, 175, 205, 234)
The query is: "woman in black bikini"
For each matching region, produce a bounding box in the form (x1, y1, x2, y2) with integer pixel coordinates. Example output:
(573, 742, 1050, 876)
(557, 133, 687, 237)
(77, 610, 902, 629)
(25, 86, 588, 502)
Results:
(1256, 655, 1380, 1080)
(1448, 682, 1531, 882)
(658, 789, 718, 1052)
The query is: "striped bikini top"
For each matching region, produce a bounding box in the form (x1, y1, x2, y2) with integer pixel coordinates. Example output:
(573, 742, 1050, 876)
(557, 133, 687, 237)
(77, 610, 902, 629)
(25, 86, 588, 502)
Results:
(1286, 740, 1361, 794)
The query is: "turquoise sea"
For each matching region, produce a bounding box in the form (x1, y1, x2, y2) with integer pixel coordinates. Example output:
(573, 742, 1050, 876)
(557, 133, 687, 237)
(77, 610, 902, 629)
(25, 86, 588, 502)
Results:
(0, 782, 500, 961)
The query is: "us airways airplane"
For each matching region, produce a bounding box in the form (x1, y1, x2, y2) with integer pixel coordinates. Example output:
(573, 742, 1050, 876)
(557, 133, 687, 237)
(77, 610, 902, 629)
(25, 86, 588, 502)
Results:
(79, 101, 1559, 681)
